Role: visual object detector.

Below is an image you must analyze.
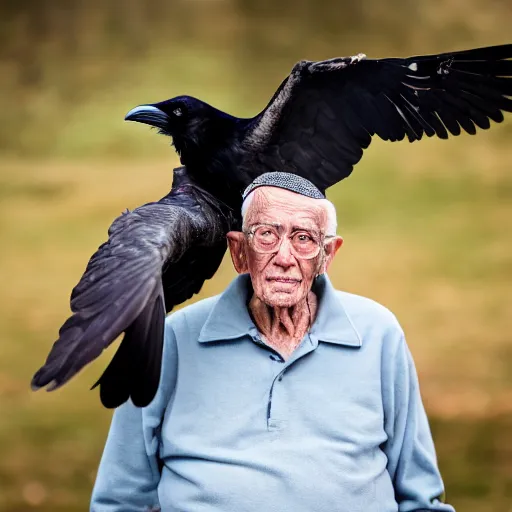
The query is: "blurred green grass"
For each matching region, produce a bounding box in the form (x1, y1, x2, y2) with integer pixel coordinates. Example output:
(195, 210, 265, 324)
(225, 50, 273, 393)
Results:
(1, 1, 511, 510)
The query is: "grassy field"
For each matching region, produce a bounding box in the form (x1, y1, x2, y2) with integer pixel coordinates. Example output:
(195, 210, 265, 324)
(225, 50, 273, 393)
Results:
(0, 130, 511, 510)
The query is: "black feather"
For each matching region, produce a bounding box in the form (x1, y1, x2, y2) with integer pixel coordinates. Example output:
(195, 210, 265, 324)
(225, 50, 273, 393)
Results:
(32, 167, 236, 408)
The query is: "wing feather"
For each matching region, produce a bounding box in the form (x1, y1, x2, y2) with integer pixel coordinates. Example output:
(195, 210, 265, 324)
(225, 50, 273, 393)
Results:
(32, 167, 236, 407)
(242, 44, 512, 190)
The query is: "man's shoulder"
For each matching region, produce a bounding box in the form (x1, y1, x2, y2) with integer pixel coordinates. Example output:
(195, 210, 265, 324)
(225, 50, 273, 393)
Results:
(334, 288, 404, 337)
(165, 293, 222, 332)
(166, 294, 221, 325)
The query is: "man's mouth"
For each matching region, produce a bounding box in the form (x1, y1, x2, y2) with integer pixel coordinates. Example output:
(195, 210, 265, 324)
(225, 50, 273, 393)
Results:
(266, 277, 301, 284)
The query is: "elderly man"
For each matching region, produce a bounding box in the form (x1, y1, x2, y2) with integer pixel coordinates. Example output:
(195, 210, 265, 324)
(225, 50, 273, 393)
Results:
(91, 172, 454, 512)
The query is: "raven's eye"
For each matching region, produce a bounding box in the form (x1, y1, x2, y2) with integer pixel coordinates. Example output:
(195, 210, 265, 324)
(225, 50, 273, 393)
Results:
(173, 108, 183, 117)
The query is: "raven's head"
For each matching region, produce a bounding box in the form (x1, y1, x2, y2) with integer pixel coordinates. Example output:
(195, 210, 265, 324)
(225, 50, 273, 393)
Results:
(125, 95, 236, 165)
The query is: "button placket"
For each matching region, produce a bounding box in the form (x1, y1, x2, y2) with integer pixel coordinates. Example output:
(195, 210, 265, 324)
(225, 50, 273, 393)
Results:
(251, 331, 318, 431)
(267, 372, 286, 431)
(266, 347, 308, 430)
(266, 348, 289, 430)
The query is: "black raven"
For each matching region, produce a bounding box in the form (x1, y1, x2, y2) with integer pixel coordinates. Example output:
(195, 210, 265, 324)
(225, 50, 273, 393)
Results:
(124, 44, 512, 205)
(32, 44, 512, 408)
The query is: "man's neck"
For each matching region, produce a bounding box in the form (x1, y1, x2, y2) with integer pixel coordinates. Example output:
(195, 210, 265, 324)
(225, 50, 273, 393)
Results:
(249, 292, 318, 359)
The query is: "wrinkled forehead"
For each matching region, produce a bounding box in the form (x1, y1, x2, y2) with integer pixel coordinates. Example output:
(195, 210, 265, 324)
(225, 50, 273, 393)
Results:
(245, 186, 327, 229)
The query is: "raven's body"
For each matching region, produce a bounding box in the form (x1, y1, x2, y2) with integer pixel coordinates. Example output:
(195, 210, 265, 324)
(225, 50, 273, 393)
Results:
(33, 44, 512, 408)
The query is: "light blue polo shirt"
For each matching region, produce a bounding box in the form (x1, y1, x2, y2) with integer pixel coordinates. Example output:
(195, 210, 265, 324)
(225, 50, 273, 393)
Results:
(91, 274, 454, 512)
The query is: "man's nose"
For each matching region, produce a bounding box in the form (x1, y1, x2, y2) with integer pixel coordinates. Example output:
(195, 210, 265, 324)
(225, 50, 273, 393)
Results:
(272, 237, 296, 268)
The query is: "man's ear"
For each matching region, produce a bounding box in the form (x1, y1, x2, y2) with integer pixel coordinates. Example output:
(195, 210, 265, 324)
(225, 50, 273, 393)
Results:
(318, 236, 343, 275)
(226, 231, 249, 274)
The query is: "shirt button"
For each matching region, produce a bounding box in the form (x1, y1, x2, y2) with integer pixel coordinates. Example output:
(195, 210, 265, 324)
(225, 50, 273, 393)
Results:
(278, 374, 283, 381)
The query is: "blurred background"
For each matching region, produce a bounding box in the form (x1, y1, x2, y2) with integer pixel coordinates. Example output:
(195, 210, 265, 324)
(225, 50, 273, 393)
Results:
(0, 0, 511, 510)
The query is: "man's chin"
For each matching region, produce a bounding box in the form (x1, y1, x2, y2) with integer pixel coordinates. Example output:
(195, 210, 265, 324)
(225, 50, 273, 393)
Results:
(262, 290, 302, 308)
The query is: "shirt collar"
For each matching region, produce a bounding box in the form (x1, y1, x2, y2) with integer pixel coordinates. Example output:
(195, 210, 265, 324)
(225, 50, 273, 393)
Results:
(198, 274, 362, 348)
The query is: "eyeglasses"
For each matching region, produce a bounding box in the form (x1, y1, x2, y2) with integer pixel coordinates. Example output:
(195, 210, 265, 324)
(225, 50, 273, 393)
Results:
(244, 224, 331, 260)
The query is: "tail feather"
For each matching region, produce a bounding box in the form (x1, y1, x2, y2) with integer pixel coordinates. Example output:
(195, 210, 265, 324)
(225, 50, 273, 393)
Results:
(92, 286, 165, 409)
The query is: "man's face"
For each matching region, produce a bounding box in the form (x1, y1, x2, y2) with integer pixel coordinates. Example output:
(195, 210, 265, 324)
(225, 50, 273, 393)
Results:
(227, 187, 343, 308)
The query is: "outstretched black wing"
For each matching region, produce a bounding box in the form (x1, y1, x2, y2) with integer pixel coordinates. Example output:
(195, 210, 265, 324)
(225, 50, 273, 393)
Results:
(32, 167, 236, 408)
(242, 44, 512, 191)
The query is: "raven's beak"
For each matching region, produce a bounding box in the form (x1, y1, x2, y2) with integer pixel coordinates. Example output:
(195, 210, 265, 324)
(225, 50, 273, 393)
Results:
(124, 105, 169, 130)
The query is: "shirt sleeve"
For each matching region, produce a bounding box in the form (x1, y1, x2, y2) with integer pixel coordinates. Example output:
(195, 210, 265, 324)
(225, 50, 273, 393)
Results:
(90, 318, 179, 512)
(382, 333, 455, 512)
